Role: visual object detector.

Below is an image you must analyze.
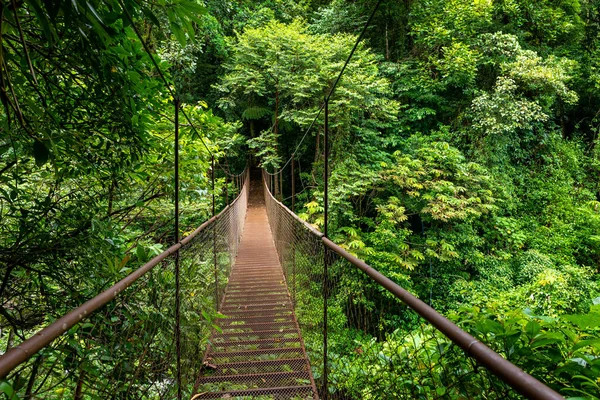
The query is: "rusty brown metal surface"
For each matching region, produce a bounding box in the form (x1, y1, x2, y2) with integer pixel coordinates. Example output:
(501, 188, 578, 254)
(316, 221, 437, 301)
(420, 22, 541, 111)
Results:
(194, 175, 318, 399)
(0, 170, 250, 390)
(321, 237, 564, 400)
(263, 167, 564, 400)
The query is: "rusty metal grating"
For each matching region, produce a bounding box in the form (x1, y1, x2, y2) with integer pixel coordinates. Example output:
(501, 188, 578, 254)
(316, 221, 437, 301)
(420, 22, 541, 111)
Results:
(193, 177, 318, 399)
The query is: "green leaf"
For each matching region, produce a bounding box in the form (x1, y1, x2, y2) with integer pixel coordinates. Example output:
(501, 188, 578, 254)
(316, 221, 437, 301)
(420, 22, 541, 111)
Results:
(180, 15, 195, 41)
(563, 313, 600, 329)
(478, 319, 504, 334)
(0, 381, 15, 398)
(171, 22, 186, 47)
(25, 0, 55, 41)
(531, 332, 564, 348)
(525, 320, 541, 338)
(70, 0, 79, 14)
(572, 339, 600, 352)
(142, 7, 161, 26)
(179, 2, 206, 15)
(81, 322, 94, 331)
(136, 244, 146, 261)
(42, 0, 60, 21)
(86, 1, 104, 25)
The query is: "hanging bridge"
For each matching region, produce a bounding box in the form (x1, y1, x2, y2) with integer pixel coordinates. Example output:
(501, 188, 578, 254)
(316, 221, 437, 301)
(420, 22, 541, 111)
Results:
(193, 175, 317, 399)
(0, 3, 567, 398)
(0, 168, 563, 399)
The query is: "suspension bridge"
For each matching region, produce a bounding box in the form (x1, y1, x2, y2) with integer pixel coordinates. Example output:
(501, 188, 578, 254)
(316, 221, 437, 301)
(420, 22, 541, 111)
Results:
(0, 167, 563, 399)
(193, 175, 317, 398)
(0, 1, 569, 398)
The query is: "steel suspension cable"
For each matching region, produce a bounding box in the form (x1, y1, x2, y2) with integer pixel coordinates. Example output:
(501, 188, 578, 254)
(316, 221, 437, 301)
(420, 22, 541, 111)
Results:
(325, 0, 383, 102)
(264, 102, 325, 176)
(174, 98, 182, 400)
(264, 0, 383, 178)
(117, 0, 215, 158)
(0, 5, 251, 398)
(116, 5, 223, 398)
(217, 161, 248, 178)
(262, 174, 563, 400)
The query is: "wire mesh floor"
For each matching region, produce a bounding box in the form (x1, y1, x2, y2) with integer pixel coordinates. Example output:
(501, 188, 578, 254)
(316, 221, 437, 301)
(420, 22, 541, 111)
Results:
(194, 178, 318, 399)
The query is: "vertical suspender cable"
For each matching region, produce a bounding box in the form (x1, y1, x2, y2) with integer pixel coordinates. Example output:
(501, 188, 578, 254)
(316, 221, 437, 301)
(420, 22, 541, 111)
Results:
(291, 155, 297, 307)
(324, 0, 383, 102)
(323, 98, 329, 399)
(319, 2, 381, 396)
(279, 170, 283, 201)
(291, 156, 295, 213)
(211, 156, 216, 217)
(212, 156, 218, 310)
(174, 98, 182, 400)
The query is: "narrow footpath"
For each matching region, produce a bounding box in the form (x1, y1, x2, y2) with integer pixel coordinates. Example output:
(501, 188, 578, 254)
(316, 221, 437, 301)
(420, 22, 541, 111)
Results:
(194, 177, 318, 399)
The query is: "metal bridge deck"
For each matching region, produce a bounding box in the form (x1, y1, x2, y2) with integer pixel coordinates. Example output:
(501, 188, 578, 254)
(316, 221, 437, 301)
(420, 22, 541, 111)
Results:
(194, 179, 318, 399)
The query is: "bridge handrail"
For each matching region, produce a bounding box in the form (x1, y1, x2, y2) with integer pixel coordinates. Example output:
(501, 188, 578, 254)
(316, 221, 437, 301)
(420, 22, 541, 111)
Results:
(261, 170, 324, 239)
(0, 168, 250, 380)
(261, 170, 563, 400)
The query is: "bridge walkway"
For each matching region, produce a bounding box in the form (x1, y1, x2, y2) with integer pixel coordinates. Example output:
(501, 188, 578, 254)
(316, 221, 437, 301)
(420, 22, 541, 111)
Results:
(194, 178, 318, 399)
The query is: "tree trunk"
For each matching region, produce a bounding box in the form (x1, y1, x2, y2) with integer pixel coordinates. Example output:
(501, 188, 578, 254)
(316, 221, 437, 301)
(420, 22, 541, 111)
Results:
(385, 22, 390, 60)
(314, 130, 320, 165)
(5, 328, 14, 351)
(0, 263, 14, 299)
(279, 170, 283, 201)
(107, 178, 116, 216)
(74, 370, 86, 400)
(24, 356, 42, 399)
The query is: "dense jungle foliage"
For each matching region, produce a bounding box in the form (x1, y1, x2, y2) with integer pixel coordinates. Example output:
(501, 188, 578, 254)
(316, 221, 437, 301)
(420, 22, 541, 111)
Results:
(2, 0, 600, 398)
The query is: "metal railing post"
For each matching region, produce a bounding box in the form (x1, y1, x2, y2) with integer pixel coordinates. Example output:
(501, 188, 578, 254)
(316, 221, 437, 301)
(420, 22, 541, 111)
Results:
(291, 226, 296, 308)
(291, 156, 295, 213)
(291, 155, 296, 307)
(0, 175, 252, 384)
(174, 98, 182, 400)
(279, 170, 283, 201)
(212, 156, 218, 310)
(275, 170, 279, 200)
(322, 98, 329, 399)
(225, 175, 232, 266)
